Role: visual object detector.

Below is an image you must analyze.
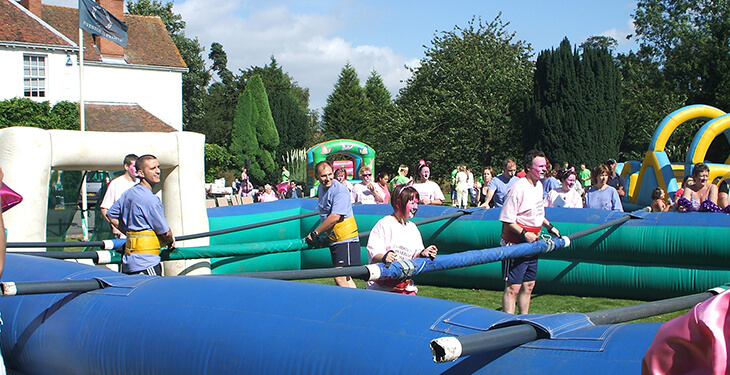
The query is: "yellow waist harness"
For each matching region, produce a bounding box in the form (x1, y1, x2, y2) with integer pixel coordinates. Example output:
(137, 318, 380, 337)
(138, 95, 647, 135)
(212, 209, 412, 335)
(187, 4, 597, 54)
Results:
(328, 216, 359, 243)
(125, 230, 162, 256)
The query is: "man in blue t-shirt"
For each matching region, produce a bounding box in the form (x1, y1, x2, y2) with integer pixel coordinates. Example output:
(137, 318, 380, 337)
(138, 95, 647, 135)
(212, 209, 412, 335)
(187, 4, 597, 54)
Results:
(483, 158, 519, 208)
(107, 154, 175, 275)
(305, 161, 361, 288)
(606, 159, 627, 198)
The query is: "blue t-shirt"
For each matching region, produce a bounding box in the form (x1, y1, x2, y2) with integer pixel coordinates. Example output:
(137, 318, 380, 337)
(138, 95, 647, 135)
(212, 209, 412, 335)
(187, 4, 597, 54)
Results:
(318, 181, 357, 245)
(542, 177, 561, 199)
(488, 174, 519, 207)
(585, 186, 624, 211)
(107, 184, 170, 272)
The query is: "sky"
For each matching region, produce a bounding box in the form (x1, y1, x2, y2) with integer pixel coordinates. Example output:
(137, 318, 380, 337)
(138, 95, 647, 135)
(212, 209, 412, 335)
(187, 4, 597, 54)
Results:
(46, 0, 640, 112)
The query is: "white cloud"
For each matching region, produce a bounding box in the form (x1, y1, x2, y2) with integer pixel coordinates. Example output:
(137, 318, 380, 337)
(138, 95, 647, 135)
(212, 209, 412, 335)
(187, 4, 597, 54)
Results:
(174, 0, 416, 111)
(601, 19, 638, 53)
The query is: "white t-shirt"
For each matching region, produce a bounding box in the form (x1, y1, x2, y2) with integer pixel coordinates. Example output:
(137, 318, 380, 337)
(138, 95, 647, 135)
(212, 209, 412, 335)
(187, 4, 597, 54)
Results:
(413, 181, 445, 202)
(499, 177, 545, 228)
(545, 188, 583, 208)
(351, 182, 384, 204)
(455, 171, 468, 191)
(100, 175, 138, 209)
(366, 215, 425, 293)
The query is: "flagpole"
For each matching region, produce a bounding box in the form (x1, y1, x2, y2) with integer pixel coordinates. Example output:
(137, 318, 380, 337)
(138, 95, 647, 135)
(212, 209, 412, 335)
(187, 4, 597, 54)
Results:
(78, 27, 89, 241)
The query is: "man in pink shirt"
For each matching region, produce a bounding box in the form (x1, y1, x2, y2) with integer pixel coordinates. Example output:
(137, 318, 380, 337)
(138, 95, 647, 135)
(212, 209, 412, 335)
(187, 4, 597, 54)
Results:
(498, 149, 560, 315)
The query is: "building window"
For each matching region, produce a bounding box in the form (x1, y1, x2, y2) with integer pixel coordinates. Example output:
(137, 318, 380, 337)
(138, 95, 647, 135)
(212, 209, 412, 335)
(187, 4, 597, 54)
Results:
(24, 55, 46, 98)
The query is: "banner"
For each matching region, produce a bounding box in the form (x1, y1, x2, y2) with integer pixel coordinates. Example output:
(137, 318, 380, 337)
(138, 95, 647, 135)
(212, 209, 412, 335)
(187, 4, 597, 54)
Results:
(78, 0, 128, 48)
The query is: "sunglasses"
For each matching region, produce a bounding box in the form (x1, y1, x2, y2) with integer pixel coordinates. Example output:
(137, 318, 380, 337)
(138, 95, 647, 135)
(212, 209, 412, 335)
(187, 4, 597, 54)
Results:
(362, 173, 372, 177)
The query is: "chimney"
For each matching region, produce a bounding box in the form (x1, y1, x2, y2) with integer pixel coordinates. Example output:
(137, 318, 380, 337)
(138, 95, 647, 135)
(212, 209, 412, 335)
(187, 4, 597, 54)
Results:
(96, 0, 125, 58)
(20, 0, 42, 17)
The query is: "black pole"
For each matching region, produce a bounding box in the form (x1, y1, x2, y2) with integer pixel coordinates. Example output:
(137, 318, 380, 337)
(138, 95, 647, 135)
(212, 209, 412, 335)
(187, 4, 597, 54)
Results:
(10, 251, 103, 261)
(228, 266, 371, 281)
(566, 207, 649, 241)
(586, 291, 713, 325)
(1, 279, 105, 296)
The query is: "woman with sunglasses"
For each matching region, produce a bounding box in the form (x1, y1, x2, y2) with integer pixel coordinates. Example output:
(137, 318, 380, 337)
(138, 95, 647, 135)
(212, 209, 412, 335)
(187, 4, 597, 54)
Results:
(351, 166, 384, 204)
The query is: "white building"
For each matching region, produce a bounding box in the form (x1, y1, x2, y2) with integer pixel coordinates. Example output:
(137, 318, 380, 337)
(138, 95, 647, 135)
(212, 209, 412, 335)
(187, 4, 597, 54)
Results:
(0, 0, 187, 132)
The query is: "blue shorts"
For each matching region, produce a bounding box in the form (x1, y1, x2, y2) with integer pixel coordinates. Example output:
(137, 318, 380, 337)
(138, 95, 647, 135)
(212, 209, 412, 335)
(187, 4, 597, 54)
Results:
(502, 257, 538, 284)
(330, 241, 361, 267)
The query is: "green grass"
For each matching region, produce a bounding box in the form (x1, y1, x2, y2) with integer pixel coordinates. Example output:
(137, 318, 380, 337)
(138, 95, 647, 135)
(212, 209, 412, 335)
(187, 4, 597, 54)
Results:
(298, 278, 688, 323)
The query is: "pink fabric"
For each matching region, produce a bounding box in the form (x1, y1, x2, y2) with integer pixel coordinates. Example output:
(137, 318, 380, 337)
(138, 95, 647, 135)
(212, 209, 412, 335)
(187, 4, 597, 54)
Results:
(642, 290, 730, 374)
(276, 182, 289, 194)
(0, 182, 22, 212)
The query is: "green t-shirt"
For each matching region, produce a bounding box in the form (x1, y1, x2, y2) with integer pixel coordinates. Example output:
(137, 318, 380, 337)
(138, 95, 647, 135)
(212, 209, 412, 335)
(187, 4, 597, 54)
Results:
(578, 168, 591, 187)
(282, 169, 290, 182)
(390, 174, 410, 190)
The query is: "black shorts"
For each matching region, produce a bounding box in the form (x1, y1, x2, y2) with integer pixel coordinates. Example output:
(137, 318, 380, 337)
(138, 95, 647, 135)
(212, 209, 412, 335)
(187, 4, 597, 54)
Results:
(502, 257, 538, 284)
(329, 241, 361, 267)
(124, 263, 162, 276)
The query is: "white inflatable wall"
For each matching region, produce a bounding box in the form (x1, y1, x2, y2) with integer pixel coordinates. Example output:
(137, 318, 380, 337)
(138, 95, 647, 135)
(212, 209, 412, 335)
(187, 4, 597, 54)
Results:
(0, 127, 210, 275)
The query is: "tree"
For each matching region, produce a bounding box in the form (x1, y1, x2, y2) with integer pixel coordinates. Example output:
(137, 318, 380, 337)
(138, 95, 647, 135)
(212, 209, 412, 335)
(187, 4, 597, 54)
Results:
(229, 75, 280, 183)
(322, 62, 369, 140)
(0, 98, 79, 130)
(632, 0, 730, 110)
(127, 0, 210, 130)
(241, 57, 312, 158)
(395, 16, 534, 178)
(523, 38, 622, 168)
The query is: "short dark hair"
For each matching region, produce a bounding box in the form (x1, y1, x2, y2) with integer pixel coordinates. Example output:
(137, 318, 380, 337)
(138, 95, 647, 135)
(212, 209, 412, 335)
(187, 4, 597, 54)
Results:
(591, 164, 610, 185)
(135, 154, 157, 171)
(523, 150, 546, 171)
(651, 187, 664, 200)
(691, 162, 710, 178)
(315, 161, 333, 178)
(123, 154, 138, 167)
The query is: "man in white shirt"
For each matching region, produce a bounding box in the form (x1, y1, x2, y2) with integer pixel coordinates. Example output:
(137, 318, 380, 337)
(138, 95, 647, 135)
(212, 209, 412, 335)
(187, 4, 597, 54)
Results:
(100, 154, 138, 238)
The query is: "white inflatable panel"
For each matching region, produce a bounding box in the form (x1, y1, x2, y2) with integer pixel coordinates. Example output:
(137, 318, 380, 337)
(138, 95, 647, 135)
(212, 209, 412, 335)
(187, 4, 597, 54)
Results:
(0, 128, 210, 273)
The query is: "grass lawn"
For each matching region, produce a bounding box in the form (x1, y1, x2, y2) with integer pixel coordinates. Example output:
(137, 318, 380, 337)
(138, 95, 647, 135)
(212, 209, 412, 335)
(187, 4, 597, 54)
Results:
(298, 278, 688, 324)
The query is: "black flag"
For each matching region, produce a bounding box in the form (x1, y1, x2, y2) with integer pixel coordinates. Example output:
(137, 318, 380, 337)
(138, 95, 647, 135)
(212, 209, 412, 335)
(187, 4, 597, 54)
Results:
(78, 0, 128, 48)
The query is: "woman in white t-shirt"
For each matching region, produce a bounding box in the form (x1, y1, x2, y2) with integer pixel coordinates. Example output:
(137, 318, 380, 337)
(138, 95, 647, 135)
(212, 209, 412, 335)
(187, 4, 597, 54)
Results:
(545, 168, 583, 208)
(366, 185, 438, 295)
(412, 160, 445, 205)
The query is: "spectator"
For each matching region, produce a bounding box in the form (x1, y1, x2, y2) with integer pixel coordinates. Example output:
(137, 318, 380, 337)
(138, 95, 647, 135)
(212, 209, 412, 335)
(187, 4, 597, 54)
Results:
(541, 160, 561, 199)
(584, 164, 623, 211)
(376, 171, 391, 204)
(718, 177, 730, 209)
(483, 159, 519, 208)
(674, 175, 694, 211)
(606, 159, 627, 197)
(650, 187, 670, 212)
(351, 166, 385, 204)
(259, 184, 279, 202)
(366, 185, 438, 295)
(281, 165, 290, 183)
(285, 180, 303, 199)
(240, 167, 253, 197)
(413, 160, 445, 205)
(455, 165, 469, 209)
(477, 166, 496, 208)
(389, 164, 411, 191)
(545, 168, 582, 208)
(678, 162, 719, 212)
(467, 167, 476, 206)
(578, 163, 591, 192)
(99, 154, 138, 238)
(334, 167, 354, 193)
(450, 166, 459, 204)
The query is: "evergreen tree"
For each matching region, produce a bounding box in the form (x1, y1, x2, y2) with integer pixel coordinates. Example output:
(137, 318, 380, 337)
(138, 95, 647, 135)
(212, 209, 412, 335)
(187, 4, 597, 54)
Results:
(524, 38, 622, 168)
(362, 70, 394, 169)
(322, 62, 368, 140)
(229, 75, 280, 183)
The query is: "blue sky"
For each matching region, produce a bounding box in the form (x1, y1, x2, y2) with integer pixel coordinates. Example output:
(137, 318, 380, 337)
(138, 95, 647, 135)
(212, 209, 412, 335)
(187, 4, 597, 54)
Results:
(46, 0, 640, 112)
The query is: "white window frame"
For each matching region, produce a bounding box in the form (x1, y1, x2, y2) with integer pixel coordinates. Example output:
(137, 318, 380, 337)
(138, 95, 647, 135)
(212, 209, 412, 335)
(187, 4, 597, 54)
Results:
(23, 54, 46, 98)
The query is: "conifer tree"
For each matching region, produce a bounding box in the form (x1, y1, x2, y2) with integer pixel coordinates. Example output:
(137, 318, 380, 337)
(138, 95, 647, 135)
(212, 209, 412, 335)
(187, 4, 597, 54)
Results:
(323, 62, 368, 140)
(524, 38, 622, 167)
(229, 75, 280, 183)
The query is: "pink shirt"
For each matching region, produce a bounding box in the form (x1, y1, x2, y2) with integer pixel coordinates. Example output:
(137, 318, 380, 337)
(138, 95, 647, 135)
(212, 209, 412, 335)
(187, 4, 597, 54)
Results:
(499, 177, 545, 228)
(413, 181, 445, 202)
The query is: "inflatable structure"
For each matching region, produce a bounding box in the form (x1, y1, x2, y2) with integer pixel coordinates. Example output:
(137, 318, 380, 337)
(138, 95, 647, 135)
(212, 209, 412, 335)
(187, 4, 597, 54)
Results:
(0, 253, 671, 374)
(0, 127, 210, 274)
(305, 139, 374, 189)
(180, 199, 730, 300)
(625, 104, 730, 206)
